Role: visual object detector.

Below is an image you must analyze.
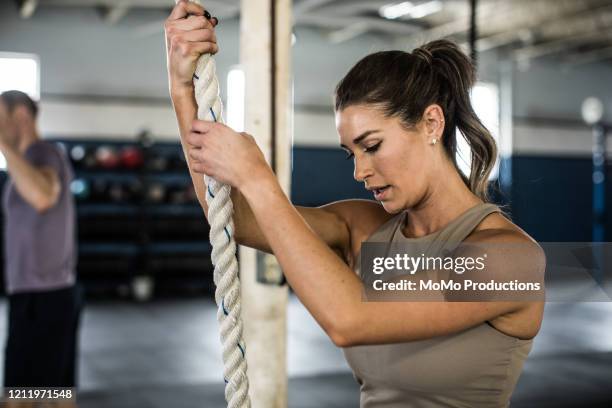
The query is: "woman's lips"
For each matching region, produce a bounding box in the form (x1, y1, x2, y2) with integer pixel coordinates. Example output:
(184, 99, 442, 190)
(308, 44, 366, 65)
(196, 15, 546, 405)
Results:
(374, 186, 390, 200)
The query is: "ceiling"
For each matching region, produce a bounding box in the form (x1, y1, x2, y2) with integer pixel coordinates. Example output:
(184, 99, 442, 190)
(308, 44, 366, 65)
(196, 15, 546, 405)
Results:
(17, 0, 612, 66)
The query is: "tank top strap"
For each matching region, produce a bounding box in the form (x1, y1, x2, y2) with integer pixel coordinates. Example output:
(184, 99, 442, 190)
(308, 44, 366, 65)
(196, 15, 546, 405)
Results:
(432, 203, 500, 254)
(365, 211, 405, 243)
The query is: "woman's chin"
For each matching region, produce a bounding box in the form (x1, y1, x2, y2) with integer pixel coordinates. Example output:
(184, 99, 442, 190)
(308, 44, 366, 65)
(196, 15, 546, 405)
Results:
(380, 200, 403, 214)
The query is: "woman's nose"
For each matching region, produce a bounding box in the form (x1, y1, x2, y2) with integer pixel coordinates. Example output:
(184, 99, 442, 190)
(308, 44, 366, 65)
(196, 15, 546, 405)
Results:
(353, 157, 373, 182)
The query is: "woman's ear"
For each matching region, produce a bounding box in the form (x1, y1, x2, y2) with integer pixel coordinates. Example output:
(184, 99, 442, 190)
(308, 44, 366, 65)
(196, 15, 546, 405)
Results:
(422, 104, 445, 139)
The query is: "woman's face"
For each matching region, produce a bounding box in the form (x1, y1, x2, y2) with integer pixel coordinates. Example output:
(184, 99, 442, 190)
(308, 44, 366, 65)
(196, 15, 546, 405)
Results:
(336, 104, 439, 214)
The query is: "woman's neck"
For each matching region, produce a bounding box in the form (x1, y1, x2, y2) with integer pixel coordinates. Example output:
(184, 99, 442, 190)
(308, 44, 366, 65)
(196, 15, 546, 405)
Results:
(402, 165, 483, 238)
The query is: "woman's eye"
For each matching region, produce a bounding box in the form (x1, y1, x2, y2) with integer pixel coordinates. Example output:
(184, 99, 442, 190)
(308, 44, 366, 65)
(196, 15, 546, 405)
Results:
(364, 142, 381, 153)
(344, 152, 354, 160)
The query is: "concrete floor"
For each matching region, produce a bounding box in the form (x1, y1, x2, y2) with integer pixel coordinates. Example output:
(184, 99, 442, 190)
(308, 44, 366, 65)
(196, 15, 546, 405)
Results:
(1, 296, 611, 407)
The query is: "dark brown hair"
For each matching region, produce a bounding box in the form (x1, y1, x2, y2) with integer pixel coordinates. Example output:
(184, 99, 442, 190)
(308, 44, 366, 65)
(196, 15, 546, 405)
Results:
(334, 39, 497, 202)
(0, 90, 39, 119)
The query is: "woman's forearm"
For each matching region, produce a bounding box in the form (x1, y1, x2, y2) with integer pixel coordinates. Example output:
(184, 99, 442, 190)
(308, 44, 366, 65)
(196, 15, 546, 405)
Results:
(170, 87, 265, 247)
(171, 86, 208, 209)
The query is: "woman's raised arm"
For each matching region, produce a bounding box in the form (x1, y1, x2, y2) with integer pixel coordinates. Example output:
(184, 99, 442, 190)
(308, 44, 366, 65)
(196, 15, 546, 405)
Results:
(165, 1, 381, 258)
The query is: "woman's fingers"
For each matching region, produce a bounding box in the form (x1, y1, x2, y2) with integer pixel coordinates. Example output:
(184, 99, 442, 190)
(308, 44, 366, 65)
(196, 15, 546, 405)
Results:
(191, 119, 218, 134)
(182, 28, 217, 44)
(186, 120, 223, 150)
(187, 121, 234, 150)
(188, 145, 203, 161)
(190, 41, 219, 55)
(186, 131, 203, 148)
(186, 122, 215, 146)
(169, 37, 218, 59)
(187, 146, 211, 175)
(172, 15, 214, 31)
(184, 123, 265, 184)
(190, 161, 208, 174)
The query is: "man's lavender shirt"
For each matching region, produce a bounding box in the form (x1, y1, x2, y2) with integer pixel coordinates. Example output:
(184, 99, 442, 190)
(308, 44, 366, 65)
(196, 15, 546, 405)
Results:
(2, 141, 77, 294)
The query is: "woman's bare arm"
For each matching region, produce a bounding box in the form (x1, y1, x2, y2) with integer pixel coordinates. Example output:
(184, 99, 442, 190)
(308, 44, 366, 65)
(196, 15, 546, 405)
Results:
(238, 170, 544, 347)
(165, 2, 391, 258)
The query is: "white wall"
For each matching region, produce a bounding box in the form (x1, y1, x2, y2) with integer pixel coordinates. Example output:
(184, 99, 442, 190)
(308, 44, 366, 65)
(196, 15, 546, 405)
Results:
(292, 110, 338, 147)
(0, 2, 239, 103)
(39, 99, 341, 146)
(514, 60, 612, 122)
(514, 121, 612, 157)
(39, 100, 179, 140)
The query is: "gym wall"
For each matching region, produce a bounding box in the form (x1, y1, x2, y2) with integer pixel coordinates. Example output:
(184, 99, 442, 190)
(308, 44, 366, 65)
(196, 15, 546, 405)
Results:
(1, 0, 610, 245)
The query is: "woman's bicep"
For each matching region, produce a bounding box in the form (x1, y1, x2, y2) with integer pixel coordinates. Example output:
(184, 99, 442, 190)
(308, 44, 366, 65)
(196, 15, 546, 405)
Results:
(255, 199, 385, 259)
(237, 198, 388, 262)
(295, 204, 351, 259)
(234, 202, 351, 256)
(310, 199, 392, 262)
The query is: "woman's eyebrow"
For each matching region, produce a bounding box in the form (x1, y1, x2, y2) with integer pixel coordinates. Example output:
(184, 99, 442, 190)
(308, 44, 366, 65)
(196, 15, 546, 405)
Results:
(340, 129, 381, 149)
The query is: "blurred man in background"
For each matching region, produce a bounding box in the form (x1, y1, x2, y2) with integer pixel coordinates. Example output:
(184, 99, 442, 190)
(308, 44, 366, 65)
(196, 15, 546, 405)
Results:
(0, 90, 81, 407)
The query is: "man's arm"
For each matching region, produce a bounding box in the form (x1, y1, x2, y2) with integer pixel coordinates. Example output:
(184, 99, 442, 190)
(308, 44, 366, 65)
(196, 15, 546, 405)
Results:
(2, 145, 61, 213)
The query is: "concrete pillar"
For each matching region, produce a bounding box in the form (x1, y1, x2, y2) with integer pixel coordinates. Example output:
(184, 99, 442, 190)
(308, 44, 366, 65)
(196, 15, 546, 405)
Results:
(239, 0, 292, 407)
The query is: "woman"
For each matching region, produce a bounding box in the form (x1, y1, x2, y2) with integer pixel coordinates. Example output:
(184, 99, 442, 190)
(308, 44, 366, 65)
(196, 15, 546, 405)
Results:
(165, 2, 545, 406)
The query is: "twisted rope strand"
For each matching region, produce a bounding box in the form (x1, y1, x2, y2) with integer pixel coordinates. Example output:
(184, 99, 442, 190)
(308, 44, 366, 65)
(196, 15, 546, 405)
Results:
(192, 37, 251, 408)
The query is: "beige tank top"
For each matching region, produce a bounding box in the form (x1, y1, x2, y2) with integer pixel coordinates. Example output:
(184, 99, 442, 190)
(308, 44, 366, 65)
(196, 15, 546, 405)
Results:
(344, 203, 533, 408)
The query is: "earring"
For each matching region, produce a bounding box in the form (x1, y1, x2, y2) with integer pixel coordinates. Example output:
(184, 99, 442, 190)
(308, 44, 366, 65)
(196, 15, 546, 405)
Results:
(430, 138, 438, 145)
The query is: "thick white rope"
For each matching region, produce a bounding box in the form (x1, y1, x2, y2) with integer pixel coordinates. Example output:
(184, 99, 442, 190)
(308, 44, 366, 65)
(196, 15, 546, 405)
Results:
(192, 28, 251, 408)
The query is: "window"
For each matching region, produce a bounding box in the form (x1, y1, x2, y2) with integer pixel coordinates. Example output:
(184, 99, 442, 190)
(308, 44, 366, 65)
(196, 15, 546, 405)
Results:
(226, 66, 245, 132)
(0, 52, 39, 170)
(456, 82, 500, 180)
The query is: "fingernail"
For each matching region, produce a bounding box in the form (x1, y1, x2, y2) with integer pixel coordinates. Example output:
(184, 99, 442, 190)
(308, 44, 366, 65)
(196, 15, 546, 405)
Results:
(212, 17, 219, 26)
(204, 10, 212, 20)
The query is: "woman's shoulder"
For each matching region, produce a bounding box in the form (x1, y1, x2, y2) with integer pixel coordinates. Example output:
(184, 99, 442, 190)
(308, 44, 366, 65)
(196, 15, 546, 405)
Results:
(320, 199, 396, 263)
(468, 208, 543, 246)
(469, 211, 540, 246)
(464, 212, 546, 276)
(321, 199, 394, 233)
